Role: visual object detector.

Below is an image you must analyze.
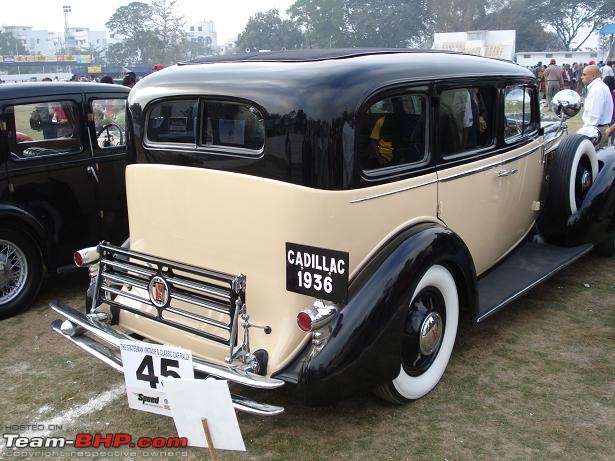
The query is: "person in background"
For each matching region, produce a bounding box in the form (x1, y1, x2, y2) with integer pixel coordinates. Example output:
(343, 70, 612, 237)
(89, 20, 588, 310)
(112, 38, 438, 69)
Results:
(100, 75, 114, 84)
(602, 61, 614, 78)
(562, 64, 572, 89)
(122, 72, 137, 88)
(603, 75, 615, 143)
(543, 58, 563, 110)
(576, 63, 586, 95)
(580, 65, 613, 148)
(538, 65, 546, 101)
(42, 77, 52, 82)
(152, 64, 164, 72)
(571, 62, 579, 90)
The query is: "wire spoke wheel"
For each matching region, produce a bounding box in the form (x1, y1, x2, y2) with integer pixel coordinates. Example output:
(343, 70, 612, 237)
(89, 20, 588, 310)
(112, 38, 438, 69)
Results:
(0, 238, 28, 304)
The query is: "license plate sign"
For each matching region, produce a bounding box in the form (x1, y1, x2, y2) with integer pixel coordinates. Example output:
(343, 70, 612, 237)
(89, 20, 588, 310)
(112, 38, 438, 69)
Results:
(286, 242, 349, 303)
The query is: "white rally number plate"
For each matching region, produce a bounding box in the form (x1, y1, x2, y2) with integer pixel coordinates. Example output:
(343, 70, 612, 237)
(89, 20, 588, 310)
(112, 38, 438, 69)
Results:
(119, 339, 194, 416)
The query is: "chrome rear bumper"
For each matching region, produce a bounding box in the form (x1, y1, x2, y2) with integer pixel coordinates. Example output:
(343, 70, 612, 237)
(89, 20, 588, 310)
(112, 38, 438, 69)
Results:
(50, 300, 285, 415)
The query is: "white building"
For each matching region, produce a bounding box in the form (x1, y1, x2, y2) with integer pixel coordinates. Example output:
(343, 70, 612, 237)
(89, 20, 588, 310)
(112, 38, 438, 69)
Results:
(1, 26, 53, 55)
(187, 20, 217, 50)
(515, 51, 599, 68)
(70, 28, 109, 52)
(2, 25, 109, 55)
(433, 30, 516, 61)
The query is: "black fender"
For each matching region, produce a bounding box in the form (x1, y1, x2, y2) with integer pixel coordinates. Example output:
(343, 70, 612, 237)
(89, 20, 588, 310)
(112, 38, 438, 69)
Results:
(0, 203, 49, 264)
(540, 146, 615, 245)
(274, 223, 477, 406)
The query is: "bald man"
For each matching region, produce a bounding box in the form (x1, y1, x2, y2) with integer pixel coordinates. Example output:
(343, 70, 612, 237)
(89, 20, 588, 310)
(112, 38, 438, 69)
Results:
(581, 64, 613, 148)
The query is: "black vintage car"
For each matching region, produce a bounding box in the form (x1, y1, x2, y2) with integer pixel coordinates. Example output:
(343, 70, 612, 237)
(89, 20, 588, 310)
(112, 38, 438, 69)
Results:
(50, 50, 615, 414)
(0, 82, 130, 315)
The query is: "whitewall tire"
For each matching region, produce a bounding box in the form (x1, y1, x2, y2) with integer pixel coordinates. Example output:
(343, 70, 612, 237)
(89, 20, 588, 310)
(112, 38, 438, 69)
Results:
(375, 264, 459, 404)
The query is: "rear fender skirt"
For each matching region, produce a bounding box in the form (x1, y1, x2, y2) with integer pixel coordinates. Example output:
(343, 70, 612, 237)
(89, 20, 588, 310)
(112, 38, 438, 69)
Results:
(0, 203, 49, 263)
(274, 223, 477, 406)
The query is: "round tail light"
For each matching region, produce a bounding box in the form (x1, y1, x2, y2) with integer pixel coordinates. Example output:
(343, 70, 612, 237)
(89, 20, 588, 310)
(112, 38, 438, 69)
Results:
(297, 311, 313, 332)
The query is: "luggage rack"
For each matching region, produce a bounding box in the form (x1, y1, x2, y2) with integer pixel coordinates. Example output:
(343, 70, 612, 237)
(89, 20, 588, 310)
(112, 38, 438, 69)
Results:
(94, 242, 245, 347)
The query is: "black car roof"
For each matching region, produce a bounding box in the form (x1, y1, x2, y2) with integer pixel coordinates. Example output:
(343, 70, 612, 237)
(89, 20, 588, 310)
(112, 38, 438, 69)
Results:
(183, 48, 515, 65)
(0, 82, 130, 99)
(133, 50, 533, 115)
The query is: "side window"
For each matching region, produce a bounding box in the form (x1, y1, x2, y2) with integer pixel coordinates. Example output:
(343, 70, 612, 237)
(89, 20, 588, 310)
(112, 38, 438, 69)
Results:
(504, 85, 537, 141)
(358, 93, 427, 171)
(147, 100, 197, 144)
(200, 101, 265, 151)
(92, 98, 127, 148)
(439, 87, 495, 157)
(10, 101, 82, 159)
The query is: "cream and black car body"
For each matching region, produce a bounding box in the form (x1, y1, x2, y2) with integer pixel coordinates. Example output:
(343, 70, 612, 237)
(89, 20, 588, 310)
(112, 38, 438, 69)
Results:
(50, 50, 615, 415)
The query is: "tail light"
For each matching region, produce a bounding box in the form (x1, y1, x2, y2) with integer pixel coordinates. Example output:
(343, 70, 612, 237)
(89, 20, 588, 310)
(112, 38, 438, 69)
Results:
(74, 246, 100, 267)
(297, 300, 338, 332)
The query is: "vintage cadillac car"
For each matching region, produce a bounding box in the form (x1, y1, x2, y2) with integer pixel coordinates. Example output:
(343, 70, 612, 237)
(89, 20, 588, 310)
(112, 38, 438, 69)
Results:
(50, 50, 615, 415)
(0, 83, 129, 315)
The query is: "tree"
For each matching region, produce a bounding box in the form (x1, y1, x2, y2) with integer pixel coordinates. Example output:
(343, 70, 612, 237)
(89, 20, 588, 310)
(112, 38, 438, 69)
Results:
(530, 0, 615, 51)
(344, 0, 434, 48)
(0, 30, 27, 55)
(236, 9, 303, 52)
(149, 0, 186, 64)
(288, 0, 351, 48)
(78, 44, 107, 65)
(105, 0, 186, 65)
(478, 0, 562, 51)
(430, 0, 490, 33)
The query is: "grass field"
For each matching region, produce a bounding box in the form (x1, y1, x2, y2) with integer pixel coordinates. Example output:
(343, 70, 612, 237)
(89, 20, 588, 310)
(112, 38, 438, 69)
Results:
(0, 247, 613, 460)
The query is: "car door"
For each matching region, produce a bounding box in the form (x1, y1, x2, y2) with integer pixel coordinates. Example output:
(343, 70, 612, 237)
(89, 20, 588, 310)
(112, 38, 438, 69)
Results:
(500, 83, 544, 246)
(86, 92, 130, 245)
(436, 83, 512, 275)
(4, 94, 99, 269)
(436, 81, 543, 276)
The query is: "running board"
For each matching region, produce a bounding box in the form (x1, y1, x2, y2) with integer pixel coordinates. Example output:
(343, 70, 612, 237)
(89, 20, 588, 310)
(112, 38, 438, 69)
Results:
(476, 240, 593, 323)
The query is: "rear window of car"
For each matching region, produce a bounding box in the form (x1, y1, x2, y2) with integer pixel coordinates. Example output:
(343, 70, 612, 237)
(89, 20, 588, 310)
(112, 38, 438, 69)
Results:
(358, 92, 428, 172)
(145, 99, 265, 152)
(146, 100, 197, 144)
(201, 101, 265, 151)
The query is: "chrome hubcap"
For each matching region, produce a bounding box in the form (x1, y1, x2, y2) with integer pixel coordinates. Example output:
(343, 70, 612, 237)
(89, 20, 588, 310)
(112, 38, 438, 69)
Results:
(419, 312, 443, 355)
(0, 239, 28, 304)
(402, 287, 446, 376)
(580, 170, 592, 193)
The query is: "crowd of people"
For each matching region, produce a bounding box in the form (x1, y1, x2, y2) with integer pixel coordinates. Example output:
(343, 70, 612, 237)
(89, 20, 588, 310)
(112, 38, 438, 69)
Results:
(532, 58, 615, 145)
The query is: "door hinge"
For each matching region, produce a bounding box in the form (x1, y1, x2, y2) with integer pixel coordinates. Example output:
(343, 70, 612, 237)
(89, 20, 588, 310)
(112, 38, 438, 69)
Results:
(531, 200, 541, 211)
(0, 121, 6, 131)
(437, 201, 442, 216)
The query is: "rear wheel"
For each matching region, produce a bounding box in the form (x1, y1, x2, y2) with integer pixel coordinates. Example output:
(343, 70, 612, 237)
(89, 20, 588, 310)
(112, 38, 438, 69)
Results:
(375, 264, 459, 404)
(0, 228, 43, 316)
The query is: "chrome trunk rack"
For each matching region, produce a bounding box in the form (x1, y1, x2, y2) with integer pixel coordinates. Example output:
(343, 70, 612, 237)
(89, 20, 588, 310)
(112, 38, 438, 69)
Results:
(94, 242, 245, 347)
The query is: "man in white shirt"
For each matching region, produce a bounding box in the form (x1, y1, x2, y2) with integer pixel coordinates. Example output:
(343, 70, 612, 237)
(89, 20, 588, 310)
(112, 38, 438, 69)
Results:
(581, 65, 613, 148)
(601, 61, 614, 78)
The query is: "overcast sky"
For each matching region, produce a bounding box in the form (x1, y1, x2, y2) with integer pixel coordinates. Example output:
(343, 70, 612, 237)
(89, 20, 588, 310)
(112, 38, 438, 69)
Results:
(0, 0, 296, 44)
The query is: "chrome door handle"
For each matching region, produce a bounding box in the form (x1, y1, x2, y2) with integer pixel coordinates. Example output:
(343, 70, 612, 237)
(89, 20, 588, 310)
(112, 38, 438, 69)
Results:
(497, 168, 518, 177)
(86, 166, 100, 184)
